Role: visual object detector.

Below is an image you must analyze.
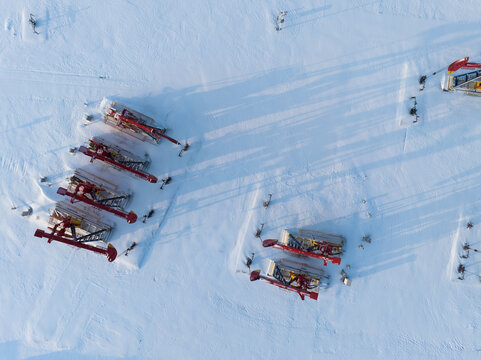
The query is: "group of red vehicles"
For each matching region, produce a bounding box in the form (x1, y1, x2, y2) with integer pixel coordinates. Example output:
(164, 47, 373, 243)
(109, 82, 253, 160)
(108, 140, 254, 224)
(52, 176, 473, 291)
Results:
(34, 100, 185, 262)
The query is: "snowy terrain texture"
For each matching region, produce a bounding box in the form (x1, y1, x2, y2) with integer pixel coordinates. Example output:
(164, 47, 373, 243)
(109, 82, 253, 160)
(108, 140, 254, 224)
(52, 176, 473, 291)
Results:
(2, 0, 481, 359)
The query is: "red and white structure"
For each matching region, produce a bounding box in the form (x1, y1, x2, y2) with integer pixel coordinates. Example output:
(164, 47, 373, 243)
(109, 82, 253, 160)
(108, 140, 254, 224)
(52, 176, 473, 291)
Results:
(79, 137, 158, 183)
(34, 202, 117, 262)
(101, 99, 181, 146)
(442, 57, 481, 94)
(250, 259, 328, 301)
(262, 229, 344, 266)
(57, 169, 137, 224)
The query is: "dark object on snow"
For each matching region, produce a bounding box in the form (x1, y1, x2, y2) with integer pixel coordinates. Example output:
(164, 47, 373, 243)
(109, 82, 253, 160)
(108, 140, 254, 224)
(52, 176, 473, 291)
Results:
(409, 96, 419, 123)
(40, 176, 47, 183)
(255, 223, 264, 238)
(160, 176, 172, 190)
(464, 242, 481, 254)
(246, 253, 255, 269)
(263, 194, 272, 208)
(275, 11, 287, 31)
(29, 14, 39, 35)
(340, 269, 351, 286)
(123, 242, 137, 257)
(21, 206, 33, 217)
(467, 222, 473, 229)
(461, 242, 470, 259)
(178, 143, 190, 157)
(142, 209, 155, 223)
(85, 114, 93, 122)
(419, 64, 448, 91)
(419, 75, 427, 91)
(457, 264, 465, 280)
(362, 235, 371, 243)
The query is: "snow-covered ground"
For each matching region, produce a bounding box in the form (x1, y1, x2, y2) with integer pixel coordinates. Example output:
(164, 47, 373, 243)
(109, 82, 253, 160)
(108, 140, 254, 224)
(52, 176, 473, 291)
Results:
(2, 0, 481, 358)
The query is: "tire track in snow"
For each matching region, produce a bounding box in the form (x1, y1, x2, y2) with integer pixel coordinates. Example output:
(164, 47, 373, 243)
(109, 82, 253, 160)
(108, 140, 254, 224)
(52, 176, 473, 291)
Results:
(0, 67, 139, 91)
(25, 253, 111, 351)
(24, 250, 76, 348)
(396, 61, 409, 128)
(447, 213, 464, 282)
(396, 60, 415, 154)
(0, 155, 28, 177)
(208, 291, 311, 331)
(48, 277, 93, 347)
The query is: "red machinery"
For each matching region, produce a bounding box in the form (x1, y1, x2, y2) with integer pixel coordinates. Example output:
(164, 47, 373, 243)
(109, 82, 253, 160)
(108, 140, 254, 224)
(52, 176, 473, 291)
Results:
(262, 229, 344, 266)
(57, 182, 137, 224)
(34, 202, 117, 262)
(103, 100, 181, 145)
(79, 137, 158, 183)
(447, 57, 481, 74)
(57, 169, 137, 223)
(443, 57, 481, 94)
(250, 259, 328, 301)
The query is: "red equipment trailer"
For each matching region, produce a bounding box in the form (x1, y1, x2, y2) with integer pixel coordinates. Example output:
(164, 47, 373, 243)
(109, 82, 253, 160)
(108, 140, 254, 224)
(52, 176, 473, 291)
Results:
(250, 259, 328, 301)
(78, 137, 158, 183)
(262, 229, 344, 266)
(57, 169, 137, 223)
(34, 202, 117, 262)
(102, 100, 181, 146)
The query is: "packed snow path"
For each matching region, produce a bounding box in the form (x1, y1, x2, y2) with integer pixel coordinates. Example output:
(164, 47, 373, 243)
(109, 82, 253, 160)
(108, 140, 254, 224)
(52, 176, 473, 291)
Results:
(2, 0, 481, 359)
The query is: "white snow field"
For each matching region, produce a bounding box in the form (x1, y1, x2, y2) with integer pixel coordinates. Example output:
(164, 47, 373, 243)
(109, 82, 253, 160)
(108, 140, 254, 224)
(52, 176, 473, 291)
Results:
(3, 0, 481, 358)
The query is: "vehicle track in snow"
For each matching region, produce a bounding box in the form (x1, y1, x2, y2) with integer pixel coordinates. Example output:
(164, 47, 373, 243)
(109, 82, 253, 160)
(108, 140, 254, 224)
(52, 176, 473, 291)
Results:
(0, 155, 29, 177)
(24, 250, 77, 349)
(0, 67, 140, 91)
(24, 238, 119, 351)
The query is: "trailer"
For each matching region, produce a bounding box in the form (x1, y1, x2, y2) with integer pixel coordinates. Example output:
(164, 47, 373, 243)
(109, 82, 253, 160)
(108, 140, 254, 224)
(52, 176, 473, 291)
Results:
(57, 169, 137, 223)
(101, 99, 181, 146)
(34, 202, 117, 262)
(250, 258, 329, 300)
(78, 137, 158, 183)
(262, 229, 344, 266)
(442, 57, 481, 95)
